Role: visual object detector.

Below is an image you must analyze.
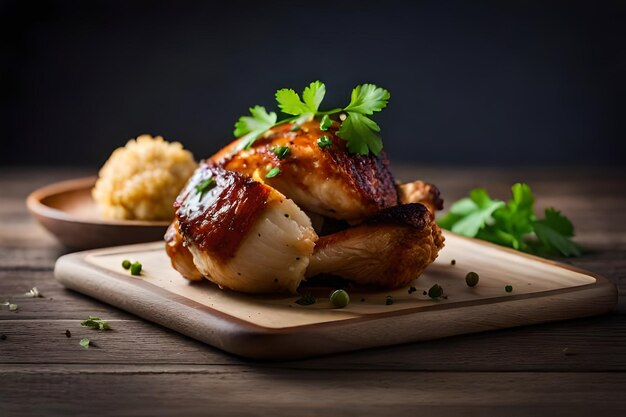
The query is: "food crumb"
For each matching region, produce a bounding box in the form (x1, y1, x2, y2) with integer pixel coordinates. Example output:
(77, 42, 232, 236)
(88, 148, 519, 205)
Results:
(0, 334, 6, 341)
(360, 298, 365, 302)
(385, 296, 393, 305)
(562, 347, 576, 356)
(451, 259, 456, 265)
(408, 286, 417, 294)
(65, 330, 72, 338)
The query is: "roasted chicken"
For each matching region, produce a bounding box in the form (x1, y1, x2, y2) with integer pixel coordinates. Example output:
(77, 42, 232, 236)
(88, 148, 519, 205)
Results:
(306, 204, 444, 288)
(210, 120, 398, 222)
(169, 163, 317, 293)
(167, 119, 445, 293)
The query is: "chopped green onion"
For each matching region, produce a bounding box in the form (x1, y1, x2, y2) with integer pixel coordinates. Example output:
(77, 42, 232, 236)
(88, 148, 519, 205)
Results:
(266, 167, 281, 178)
(271, 145, 291, 160)
(317, 135, 333, 149)
(195, 177, 217, 200)
(79, 338, 90, 349)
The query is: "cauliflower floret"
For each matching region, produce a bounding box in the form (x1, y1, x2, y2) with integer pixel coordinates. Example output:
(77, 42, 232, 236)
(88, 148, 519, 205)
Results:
(92, 134, 196, 220)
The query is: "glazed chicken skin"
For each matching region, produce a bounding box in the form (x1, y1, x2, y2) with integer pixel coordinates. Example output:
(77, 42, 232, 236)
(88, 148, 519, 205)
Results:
(166, 118, 445, 293)
(306, 204, 444, 289)
(210, 120, 398, 222)
(170, 163, 317, 293)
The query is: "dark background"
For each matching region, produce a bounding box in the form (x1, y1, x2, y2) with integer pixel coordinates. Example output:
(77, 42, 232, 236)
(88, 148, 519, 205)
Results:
(1, 0, 624, 167)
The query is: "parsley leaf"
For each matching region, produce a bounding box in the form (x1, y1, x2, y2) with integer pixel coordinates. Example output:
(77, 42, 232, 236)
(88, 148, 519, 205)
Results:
(532, 209, 581, 257)
(302, 80, 326, 113)
(337, 112, 384, 155)
(233, 106, 277, 150)
(79, 338, 90, 349)
(275, 89, 310, 115)
(233, 81, 390, 156)
(337, 84, 390, 156)
(437, 189, 505, 236)
(276, 80, 326, 116)
(344, 83, 391, 115)
(81, 316, 111, 331)
(438, 183, 581, 257)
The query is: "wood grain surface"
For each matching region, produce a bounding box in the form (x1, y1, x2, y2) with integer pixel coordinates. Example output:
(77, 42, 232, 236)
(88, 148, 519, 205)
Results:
(54, 235, 616, 359)
(1, 166, 625, 416)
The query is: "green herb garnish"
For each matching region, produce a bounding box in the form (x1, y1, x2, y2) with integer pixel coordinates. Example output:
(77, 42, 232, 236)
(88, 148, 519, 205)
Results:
(465, 272, 479, 287)
(317, 135, 333, 149)
(330, 289, 350, 308)
(320, 114, 332, 130)
(233, 106, 278, 151)
(438, 183, 581, 257)
(428, 284, 444, 299)
(271, 145, 291, 160)
(195, 177, 217, 200)
(130, 261, 142, 276)
(121, 259, 131, 270)
(505, 285, 513, 293)
(265, 167, 281, 178)
(81, 316, 111, 331)
(233, 81, 390, 155)
(295, 293, 316, 306)
(79, 338, 90, 349)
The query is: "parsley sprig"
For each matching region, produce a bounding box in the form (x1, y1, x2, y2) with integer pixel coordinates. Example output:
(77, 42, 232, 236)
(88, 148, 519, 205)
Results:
(80, 316, 111, 331)
(233, 81, 390, 155)
(438, 183, 581, 257)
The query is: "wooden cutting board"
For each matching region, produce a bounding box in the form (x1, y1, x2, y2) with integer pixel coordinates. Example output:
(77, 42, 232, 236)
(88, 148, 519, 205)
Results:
(54, 232, 617, 360)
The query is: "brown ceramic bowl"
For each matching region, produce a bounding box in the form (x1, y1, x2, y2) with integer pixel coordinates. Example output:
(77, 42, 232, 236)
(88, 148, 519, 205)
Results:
(27, 177, 171, 250)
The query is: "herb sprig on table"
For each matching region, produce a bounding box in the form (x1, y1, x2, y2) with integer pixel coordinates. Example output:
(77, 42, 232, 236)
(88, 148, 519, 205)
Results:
(438, 183, 581, 257)
(233, 81, 390, 156)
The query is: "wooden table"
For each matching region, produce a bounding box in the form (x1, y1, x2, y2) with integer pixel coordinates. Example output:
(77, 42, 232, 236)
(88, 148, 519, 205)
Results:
(1, 166, 625, 416)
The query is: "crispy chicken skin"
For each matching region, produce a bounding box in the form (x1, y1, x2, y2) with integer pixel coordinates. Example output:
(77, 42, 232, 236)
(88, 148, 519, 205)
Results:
(397, 180, 444, 213)
(210, 120, 398, 221)
(171, 163, 317, 293)
(166, 119, 446, 292)
(165, 220, 203, 281)
(306, 203, 444, 289)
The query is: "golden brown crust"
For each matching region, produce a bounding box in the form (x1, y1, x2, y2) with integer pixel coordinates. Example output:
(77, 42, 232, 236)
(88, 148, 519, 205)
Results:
(307, 203, 445, 289)
(397, 180, 444, 213)
(164, 220, 202, 281)
(210, 120, 398, 221)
